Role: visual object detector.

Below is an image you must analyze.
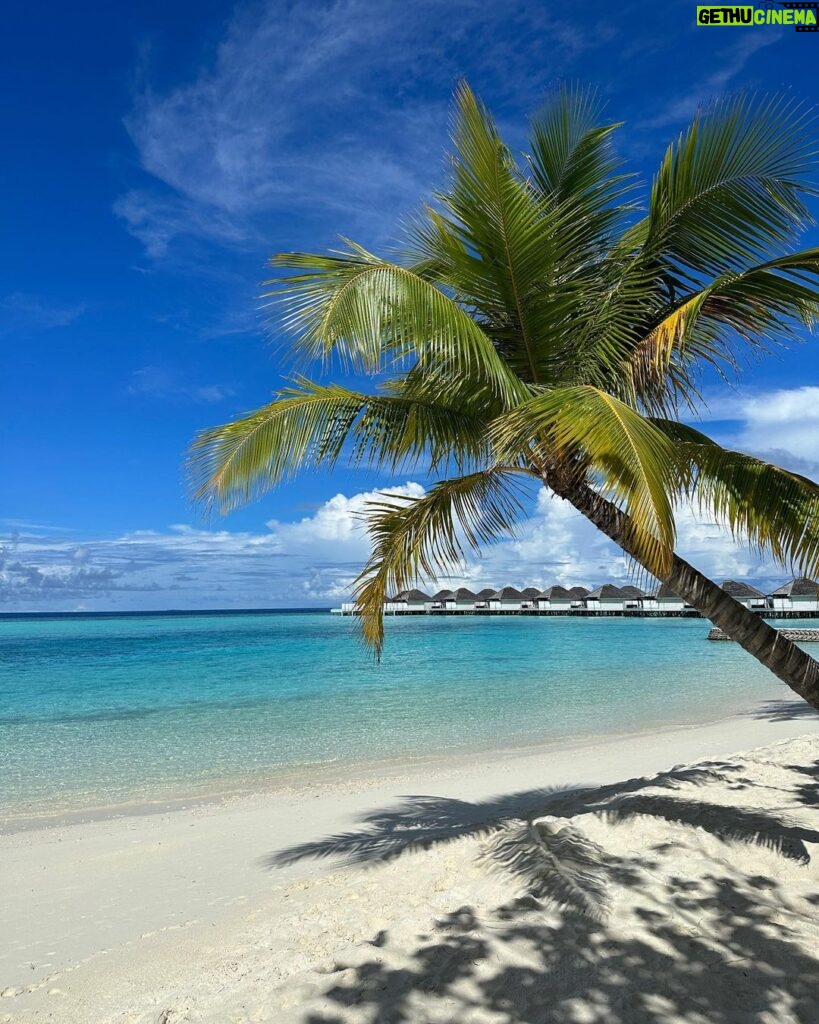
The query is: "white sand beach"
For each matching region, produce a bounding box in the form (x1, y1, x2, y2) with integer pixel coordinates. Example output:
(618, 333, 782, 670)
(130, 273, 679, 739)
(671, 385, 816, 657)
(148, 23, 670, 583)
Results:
(2, 703, 819, 1024)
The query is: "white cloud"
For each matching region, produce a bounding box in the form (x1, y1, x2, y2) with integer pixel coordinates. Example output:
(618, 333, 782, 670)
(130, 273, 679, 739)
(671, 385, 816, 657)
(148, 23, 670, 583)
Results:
(732, 387, 819, 466)
(269, 483, 424, 552)
(127, 365, 235, 403)
(0, 293, 87, 334)
(643, 31, 782, 129)
(118, 0, 615, 257)
(0, 483, 424, 610)
(119, 2, 441, 254)
(0, 519, 75, 533)
(1, 479, 799, 612)
(690, 385, 819, 478)
(113, 189, 255, 259)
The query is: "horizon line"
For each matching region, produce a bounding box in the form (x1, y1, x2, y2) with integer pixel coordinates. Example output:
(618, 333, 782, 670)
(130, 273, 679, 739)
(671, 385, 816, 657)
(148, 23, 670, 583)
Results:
(0, 607, 333, 620)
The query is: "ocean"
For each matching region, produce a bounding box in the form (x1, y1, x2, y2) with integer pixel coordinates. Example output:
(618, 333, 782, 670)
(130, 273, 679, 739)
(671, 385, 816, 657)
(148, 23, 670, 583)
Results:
(0, 610, 809, 822)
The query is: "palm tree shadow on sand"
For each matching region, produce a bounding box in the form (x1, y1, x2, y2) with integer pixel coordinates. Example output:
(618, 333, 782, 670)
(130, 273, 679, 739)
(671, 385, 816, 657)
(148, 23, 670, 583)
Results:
(749, 698, 819, 723)
(267, 755, 819, 1023)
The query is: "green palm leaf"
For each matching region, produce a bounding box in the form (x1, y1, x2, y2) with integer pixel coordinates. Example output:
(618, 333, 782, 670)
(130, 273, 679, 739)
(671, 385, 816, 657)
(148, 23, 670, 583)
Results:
(353, 470, 531, 653)
(627, 249, 819, 409)
(653, 419, 819, 577)
(189, 379, 488, 513)
(656, 250, 819, 348)
(640, 95, 817, 279)
(264, 244, 525, 407)
(493, 387, 677, 574)
(528, 83, 635, 257)
(422, 83, 560, 383)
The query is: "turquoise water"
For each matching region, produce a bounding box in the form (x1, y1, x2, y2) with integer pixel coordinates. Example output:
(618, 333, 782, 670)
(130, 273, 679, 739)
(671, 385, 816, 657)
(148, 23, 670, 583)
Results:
(0, 611, 809, 820)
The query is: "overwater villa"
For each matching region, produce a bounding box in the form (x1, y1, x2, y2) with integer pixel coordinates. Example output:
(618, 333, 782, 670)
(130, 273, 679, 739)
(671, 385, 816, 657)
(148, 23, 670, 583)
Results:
(642, 583, 690, 613)
(335, 578, 819, 618)
(489, 586, 525, 611)
(721, 580, 767, 610)
(386, 589, 430, 613)
(535, 585, 574, 611)
(585, 584, 645, 610)
(768, 577, 819, 613)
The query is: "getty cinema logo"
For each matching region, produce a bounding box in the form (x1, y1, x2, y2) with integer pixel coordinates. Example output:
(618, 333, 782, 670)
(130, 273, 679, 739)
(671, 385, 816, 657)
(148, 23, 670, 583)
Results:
(697, 2, 819, 28)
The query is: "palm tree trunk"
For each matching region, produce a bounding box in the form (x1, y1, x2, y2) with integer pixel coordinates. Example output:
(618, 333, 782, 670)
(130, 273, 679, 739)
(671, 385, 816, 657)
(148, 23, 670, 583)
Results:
(544, 474, 819, 711)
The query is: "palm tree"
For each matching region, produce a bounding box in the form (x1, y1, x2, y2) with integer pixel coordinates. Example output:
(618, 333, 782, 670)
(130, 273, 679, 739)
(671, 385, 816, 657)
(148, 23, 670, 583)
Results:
(190, 84, 819, 709)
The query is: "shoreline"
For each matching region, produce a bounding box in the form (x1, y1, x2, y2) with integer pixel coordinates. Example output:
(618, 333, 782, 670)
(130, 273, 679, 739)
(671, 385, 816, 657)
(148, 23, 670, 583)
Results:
(1, 703, 817, 1023)
(0, 690, 796, 834)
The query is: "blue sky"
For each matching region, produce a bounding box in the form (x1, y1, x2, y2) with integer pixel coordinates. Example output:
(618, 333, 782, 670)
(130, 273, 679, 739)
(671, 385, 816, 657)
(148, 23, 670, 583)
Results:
(3, 0, 819, 610)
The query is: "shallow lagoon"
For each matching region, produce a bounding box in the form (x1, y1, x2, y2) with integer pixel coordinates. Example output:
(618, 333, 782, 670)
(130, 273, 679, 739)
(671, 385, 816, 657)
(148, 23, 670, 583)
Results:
(1, 611, 812, 817)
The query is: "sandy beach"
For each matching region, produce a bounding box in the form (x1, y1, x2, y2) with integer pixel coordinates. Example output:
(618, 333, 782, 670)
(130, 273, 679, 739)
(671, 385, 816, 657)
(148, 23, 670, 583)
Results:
(2, 702, 818, 1023)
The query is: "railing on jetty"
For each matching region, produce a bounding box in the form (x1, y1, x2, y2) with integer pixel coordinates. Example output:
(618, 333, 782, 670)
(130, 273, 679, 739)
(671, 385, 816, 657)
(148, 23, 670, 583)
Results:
(708, 626, 819, 642)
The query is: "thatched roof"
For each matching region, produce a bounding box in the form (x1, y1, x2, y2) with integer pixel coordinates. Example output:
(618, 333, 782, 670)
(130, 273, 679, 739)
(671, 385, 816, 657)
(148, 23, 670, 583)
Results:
(770, 577, 819, 598)
(520, 587, 541, 599)
(651, 583, 682, 600)
(431, 589, 454, 601)
(619, 585, 645, 599)
(492, 586, 523, 600)
(566, 586, 589, 598)
(537, 585, 572, 600)
(587, 584, 627, 599)
(474, 588, 497, 599)
(391, 588, 430, 603)
(452, 587, 477, 601)
(721, 580, 765, 599)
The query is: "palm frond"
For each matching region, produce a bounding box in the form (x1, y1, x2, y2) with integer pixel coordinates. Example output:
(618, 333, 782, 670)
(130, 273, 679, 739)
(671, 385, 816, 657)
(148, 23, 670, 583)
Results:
(642, 94, 818, 278)
(528, 83, 635, 256)
(627, 249, 819, 410)
(188, 379, 489, 513)
(493, 387, 677, 574)
(411, 84, 649, 387)
(653, 419, 819, 577)
(265, 244, 526, 407)
(440, 83, 558, 383)
(353, 469, 531, 654)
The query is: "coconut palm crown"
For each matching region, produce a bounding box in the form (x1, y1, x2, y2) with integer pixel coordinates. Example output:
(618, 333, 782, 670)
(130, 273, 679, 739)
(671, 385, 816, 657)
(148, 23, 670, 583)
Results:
(190, 84, 819, 707)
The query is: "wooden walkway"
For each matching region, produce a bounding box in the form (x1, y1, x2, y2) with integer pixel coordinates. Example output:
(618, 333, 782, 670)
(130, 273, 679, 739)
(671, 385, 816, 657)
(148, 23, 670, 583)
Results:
(334, 607, 819, 620)
(707, 626, 819, 642)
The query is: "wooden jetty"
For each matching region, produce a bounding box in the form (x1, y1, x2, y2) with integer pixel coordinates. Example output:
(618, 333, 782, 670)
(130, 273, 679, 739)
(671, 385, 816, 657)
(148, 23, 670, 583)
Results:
(708, 627, 819, 642)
